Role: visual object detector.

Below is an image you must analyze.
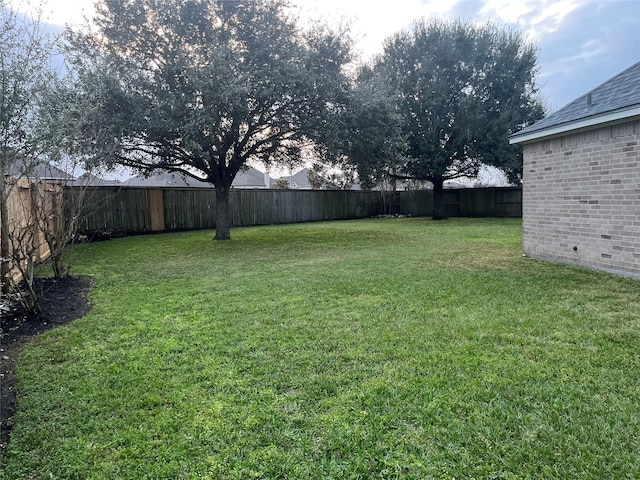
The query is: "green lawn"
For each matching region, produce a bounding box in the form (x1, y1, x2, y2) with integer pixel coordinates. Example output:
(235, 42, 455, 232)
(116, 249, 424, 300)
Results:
(2, 218, 639, 479)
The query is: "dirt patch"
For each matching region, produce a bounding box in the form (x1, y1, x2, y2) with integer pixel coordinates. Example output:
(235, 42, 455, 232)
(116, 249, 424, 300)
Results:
(0, 276, 93, 454)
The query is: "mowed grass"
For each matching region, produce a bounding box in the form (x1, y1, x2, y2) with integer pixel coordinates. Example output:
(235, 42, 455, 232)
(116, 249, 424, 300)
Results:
(2, 218, 639, 479)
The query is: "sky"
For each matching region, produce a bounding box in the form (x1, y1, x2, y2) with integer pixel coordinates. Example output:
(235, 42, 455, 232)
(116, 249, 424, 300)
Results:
(291, 0, 640, 112)
(4, 0, 637, 185)
(21, 0, 640, 113)
(11, 0, 635, 182)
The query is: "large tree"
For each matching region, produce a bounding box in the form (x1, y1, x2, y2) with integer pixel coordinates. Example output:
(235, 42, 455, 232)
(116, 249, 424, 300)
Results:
(362, 19, 544, 219)
(336, 66, 407, 191)
(68, 0, 352, 239)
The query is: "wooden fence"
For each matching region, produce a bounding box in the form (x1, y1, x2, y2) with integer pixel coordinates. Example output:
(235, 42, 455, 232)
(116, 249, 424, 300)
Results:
(2, 179, 62, 280)
(397, 187, 523, 218)
(66, 186, 522, 235)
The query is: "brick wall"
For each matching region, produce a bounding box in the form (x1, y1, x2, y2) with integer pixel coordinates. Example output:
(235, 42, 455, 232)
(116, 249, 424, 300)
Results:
(522, 119, 640, 278)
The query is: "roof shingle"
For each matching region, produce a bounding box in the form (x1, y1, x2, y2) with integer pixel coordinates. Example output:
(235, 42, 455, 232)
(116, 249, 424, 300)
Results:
(511, 61, 640, 141)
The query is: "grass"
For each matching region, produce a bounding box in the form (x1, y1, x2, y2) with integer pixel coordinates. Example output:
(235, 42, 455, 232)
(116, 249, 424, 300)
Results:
(1, 218, 639, 479)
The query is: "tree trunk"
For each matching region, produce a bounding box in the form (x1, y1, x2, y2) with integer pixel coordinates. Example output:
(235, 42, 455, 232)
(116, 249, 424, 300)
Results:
(214, 185, 232, 240)
(0, 172, 10, 294)
(432, 177, 447, 220)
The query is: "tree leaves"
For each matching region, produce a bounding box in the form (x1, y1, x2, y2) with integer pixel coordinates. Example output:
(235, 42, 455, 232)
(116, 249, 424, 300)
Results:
(68, 0, 353, 238)
(348, 19, 545, 188)
(72, 0, 351, 183)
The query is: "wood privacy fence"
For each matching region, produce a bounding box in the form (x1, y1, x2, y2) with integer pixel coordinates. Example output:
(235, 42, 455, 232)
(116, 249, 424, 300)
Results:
(3, 179, 62, 279)
(398, 187, 523, 218)
(66, 186, 522, 235)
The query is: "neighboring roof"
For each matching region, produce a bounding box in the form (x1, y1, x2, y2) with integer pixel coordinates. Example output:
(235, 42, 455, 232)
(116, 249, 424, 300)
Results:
(124, 167, 272, 188)
(7, 162, 73, 180)
(510, 61, 640, 144)
(274, 168, 333, 189)
(70, 173, 121, 187)
(272, 168, 307, 189)
(7, 162, 126, 187)
(232, 167, 272, 188)
(287, 168, 314, 189)
(124, 171, 211, 188)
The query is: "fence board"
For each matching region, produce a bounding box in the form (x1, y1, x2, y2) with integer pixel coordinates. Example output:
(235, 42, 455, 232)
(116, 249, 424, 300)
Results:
(163, 189, 215, 230)
(67, 186, 522, 235)
(3, 179, 60, 279)
(398, 190, 432, 216)
(148, 189, 165, 231)
(495, 188, 523, 217)
(70, 187, 150, 233)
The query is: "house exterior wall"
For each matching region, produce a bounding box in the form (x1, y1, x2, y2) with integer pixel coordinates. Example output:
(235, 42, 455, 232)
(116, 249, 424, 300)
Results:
(522, 119, 640, 278)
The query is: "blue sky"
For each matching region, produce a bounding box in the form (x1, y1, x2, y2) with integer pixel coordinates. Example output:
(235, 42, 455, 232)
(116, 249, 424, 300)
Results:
(294, 0, 640, 112)
(21, 0, 640, 112)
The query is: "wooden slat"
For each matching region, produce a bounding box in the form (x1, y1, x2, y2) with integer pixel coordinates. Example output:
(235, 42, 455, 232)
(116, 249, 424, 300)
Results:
(66, 187, 522, 235)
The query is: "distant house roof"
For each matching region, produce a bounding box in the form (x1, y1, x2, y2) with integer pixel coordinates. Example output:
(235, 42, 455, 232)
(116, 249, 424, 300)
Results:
(273, 168, 332, 189)
(232, 167, 272, 188)
(7, 162, 73, 181)
(510, 61, 640, 144)
(295, 168, 319, 189)
(7, 162, 126, 187)
(124, 171, 211, 188)
(71, 173, 121, 187)
(124, 167, 272, 189)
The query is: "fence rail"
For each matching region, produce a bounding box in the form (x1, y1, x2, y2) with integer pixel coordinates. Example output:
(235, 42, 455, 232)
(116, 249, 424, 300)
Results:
(66, 186, 522, 235)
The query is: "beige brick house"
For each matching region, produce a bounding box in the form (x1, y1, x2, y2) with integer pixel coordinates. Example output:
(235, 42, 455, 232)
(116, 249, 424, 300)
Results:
(510, 62, 640, 279)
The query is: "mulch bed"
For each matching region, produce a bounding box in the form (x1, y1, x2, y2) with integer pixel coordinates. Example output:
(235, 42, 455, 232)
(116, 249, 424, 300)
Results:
(0, 276, 93, 454)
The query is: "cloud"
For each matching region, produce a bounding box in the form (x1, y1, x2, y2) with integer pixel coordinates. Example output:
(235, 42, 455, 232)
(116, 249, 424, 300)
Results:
(535, 0, 639, 110)
(8, 0, 92, 27)
(528, 0, 581, 34)
(9, 0, 638, 113)
(479, 0, 536, 23)
(273, 1, 640, 111)
(294, 0, 463, 59)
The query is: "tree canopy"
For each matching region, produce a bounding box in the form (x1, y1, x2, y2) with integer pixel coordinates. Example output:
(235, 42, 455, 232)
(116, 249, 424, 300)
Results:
(346, 19, 545, 218)
(68, 0, 353, 239)
(333, 66, 406, 191)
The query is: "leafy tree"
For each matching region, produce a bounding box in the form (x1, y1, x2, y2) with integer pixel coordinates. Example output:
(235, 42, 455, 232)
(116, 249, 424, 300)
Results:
(68, 0, 352, 239)
(0, 0, 60, 295)
(325, 168, 355, 190)
(273, 178, 289, 189)
(365, 19, 544, 219)
(339, 66, 407, 191)
(306, 162, 354, 190)
(315, 64, 407, 192)
(307, 163, 327, 189)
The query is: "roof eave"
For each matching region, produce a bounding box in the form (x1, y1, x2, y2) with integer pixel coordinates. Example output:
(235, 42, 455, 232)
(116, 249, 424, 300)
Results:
(509, 106, 640, 145)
